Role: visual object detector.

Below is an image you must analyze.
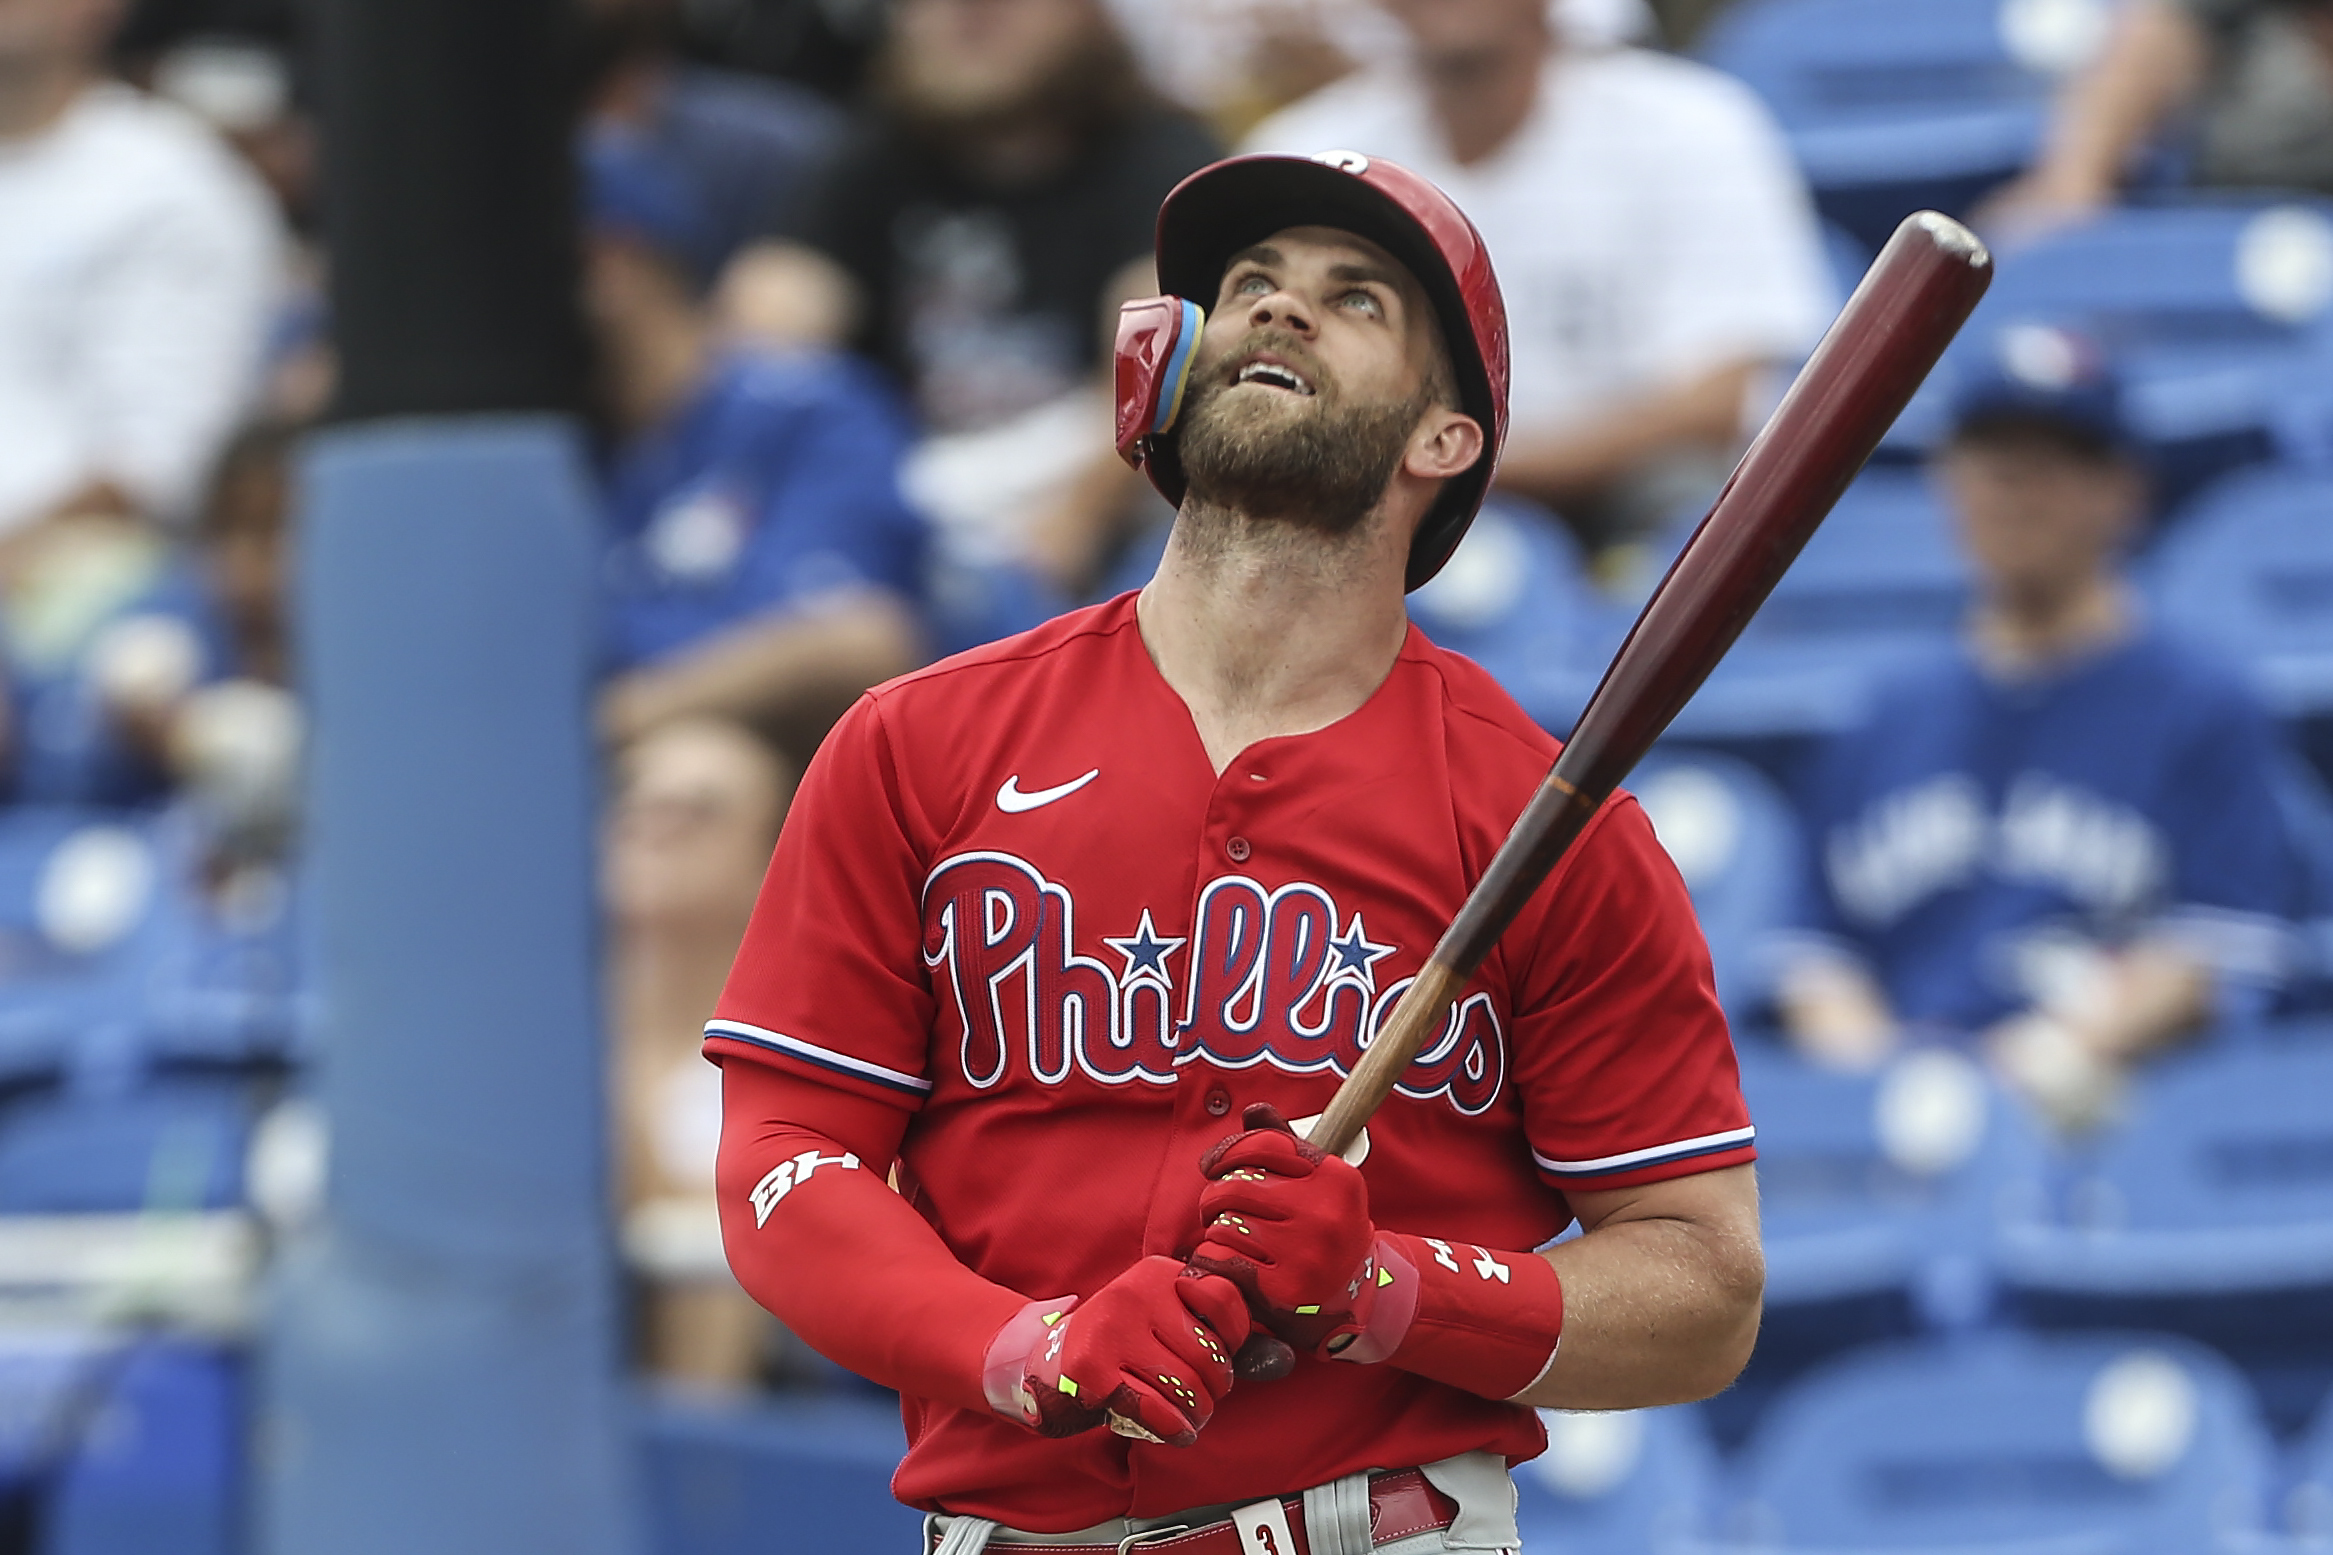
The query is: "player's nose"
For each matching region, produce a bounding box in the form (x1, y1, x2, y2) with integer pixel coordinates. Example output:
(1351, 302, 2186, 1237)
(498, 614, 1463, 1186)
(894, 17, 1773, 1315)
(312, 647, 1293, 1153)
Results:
(1243, 284, 1317, 338)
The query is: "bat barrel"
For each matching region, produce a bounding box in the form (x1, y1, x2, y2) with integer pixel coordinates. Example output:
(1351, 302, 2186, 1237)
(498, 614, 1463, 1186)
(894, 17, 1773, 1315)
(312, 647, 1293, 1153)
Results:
(1436, 212, 1992, 977)
(1556, 212, 1992, 801)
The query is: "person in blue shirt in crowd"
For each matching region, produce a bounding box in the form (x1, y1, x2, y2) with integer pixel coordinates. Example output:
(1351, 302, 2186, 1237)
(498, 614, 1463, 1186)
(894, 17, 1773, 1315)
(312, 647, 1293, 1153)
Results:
(585, 134, 929, 758)
(1773, 324, 2300, 1129)
(586, 133, 937, 1387)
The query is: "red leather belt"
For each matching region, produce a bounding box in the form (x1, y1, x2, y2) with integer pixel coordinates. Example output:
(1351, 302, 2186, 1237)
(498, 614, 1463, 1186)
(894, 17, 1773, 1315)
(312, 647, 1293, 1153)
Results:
(972, 1469, 1458, 1555)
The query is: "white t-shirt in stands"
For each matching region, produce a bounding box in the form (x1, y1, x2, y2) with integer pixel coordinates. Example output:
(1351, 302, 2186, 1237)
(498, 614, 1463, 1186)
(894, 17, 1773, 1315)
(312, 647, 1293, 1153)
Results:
(1244, 47, 1835, 435)
(0, 82, 282, 533)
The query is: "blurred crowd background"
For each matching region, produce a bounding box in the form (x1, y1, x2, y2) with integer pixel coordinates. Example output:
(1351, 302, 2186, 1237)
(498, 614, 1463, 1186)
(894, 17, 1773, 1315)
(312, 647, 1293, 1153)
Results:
(4, 0, 2333, 1550)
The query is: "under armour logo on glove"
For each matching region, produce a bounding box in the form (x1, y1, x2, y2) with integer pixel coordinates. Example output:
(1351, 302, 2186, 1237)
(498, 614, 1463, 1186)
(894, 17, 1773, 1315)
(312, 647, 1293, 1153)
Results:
(750, 1149, 860, 1226)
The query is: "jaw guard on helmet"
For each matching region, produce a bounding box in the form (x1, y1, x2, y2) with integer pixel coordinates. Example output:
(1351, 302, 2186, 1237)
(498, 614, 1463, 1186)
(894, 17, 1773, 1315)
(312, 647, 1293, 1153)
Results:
(1111, 151, 1511, 592)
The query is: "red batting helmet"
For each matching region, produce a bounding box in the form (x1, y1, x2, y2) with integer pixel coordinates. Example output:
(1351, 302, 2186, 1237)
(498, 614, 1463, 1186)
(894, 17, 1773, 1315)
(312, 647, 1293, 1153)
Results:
(1113, 151, 1510, 591)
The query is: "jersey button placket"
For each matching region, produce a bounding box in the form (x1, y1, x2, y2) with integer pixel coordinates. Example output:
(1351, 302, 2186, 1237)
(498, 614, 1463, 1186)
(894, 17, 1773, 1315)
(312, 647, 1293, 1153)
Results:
(1204, 1087, 1232, 1118)
(1225, 836, 1251, 863)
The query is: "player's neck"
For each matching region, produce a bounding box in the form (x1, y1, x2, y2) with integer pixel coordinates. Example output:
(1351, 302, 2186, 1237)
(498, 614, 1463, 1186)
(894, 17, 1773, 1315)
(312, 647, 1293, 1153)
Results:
(1137, 500, 1412, 775)
(1969, 569, 2133, 676)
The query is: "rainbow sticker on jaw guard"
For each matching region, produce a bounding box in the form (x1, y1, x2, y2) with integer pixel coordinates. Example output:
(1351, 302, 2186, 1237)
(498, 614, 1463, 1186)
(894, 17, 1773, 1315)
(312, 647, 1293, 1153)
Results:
(1152, 298, 1205, 434)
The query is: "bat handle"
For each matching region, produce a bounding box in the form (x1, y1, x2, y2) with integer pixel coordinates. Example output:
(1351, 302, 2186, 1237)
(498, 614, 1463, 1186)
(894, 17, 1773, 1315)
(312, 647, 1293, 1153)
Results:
(1232, 1331, 1296, 1382)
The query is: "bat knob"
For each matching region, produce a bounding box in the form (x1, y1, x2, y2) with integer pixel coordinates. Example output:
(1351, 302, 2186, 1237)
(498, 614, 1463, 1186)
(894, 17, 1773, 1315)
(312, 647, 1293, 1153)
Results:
(1233, 1333, 1296, 1383)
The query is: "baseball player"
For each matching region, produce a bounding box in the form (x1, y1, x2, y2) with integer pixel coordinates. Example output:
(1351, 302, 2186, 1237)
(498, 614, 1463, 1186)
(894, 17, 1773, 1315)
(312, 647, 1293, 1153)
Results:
(709, 152, 1762, 1552)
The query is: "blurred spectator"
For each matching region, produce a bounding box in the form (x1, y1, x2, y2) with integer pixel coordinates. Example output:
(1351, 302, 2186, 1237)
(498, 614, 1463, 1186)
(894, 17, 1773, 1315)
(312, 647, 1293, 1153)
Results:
(1982, 0, 2333, 237)
(1773, 326, 2298, 1131)
(721, 0, 1218, 591)
(0, 0, 282, 550)
(1104, 0, 1656, 141)
(172, 420, 299, 858)
(604, 717, 790, 1390)
(0, 415, 297, 823)
(142, 34, 333, 421)
(586, 137, 927, 760)
(582, 0, 842, 279)
(1243, 0, 1832, 558)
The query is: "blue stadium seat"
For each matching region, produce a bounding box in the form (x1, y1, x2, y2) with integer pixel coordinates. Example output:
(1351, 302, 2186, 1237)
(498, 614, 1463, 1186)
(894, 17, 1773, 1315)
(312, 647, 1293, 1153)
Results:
(1515, 1405, 1717, 1554)
(2146, 467, 2333, 717)
(1667, 470, 1968, 740)
(1700, 0, 2103, 250)
(1406, 499, 1603, 735)
(1727, 1331, 2275, 1553)
(0, 1330, 116, 1540)
(1887, 203, 2333, 502)
(0, 1078, 256, 1215)
(0, 806, 307, 1084)
(134, 818, 309, 1071)
(0, 810, 170, 1086)
(1995, 1043, 2333, 1432)
(2269, 756, 2333, 1007)
(1627, 751, 1800, 1014)
(1716, 1045, 2046, 1446)
(639, 1393, 921, 1555)
(40, 1339, 241, 1555)
(2292, 1388, 2333, 1545)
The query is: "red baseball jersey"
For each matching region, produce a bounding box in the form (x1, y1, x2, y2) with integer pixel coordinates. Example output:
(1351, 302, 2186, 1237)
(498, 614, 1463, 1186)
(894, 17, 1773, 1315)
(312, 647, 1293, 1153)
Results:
(707, 592, 1754, 1528)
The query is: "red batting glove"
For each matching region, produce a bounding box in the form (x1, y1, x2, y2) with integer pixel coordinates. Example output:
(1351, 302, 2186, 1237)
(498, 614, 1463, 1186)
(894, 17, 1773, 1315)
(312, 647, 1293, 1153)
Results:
(1189, 1103, 1384, 1358)
(980, 1256, 1252, 1448)
(1190, 1103, 1567, 1399)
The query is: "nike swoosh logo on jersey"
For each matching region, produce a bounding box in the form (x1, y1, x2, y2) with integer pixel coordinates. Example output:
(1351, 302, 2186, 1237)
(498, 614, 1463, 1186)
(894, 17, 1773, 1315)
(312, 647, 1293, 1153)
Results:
(996, 769, 1100, 813)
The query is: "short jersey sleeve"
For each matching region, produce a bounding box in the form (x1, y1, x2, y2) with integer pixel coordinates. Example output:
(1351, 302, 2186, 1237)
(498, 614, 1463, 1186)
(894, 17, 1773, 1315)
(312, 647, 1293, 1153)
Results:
(704, 693, 936, 1107)
(2153, 672, 2301, 982)
(1506, 794, 1756, 1192)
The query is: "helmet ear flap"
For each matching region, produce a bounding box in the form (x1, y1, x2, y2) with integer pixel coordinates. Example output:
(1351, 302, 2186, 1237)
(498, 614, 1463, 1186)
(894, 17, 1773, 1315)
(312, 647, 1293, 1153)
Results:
(1113, 295, 1206, 471)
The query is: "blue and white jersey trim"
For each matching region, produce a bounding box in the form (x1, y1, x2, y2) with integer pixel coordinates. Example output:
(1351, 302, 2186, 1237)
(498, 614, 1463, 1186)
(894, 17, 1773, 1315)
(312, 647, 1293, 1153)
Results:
(703, 1019, 933, 1096)
(1532, 1126, 1757, 1181)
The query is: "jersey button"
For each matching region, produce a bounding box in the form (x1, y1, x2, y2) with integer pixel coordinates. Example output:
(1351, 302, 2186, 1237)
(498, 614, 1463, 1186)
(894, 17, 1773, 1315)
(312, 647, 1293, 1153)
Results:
(1204, 1087, 1232, 1118)
(1225, 836, 1251, 863)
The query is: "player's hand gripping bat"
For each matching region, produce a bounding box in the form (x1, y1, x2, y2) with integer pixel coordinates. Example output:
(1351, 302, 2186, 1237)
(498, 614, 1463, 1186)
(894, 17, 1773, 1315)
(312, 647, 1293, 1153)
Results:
(1227, 210, 1993, 1383)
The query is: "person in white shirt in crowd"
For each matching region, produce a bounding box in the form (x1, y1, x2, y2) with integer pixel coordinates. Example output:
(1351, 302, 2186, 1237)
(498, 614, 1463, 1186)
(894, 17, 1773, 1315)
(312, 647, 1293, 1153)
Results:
(0, 0, 282, 567)
(1103, 0, 1655, 139)
(1243, 0, 1833, 558)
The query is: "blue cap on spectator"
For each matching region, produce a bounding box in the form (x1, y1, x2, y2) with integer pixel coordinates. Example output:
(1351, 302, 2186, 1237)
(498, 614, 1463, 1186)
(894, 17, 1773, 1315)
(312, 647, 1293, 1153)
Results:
(1947, 322, 2131, 455)
(583, 129, 720, 291)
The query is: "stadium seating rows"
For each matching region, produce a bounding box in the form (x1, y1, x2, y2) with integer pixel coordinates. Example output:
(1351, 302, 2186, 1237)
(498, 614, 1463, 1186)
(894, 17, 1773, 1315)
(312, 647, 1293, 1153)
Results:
(10, 4, 2333, 1546)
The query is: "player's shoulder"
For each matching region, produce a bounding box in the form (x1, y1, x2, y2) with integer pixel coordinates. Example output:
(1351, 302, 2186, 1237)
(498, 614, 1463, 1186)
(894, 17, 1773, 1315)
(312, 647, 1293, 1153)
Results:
(1400, 630, 1564, 776)
(867, 594, 1140, 719)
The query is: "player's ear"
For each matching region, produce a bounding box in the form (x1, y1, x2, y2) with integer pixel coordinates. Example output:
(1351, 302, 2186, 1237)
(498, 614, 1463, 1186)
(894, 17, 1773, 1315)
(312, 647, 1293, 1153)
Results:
(1404, 407, 1484, 483)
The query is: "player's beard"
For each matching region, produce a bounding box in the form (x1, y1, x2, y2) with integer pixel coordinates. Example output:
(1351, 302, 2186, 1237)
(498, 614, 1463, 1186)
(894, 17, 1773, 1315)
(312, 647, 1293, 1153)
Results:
(1176, 354, 1429, 539)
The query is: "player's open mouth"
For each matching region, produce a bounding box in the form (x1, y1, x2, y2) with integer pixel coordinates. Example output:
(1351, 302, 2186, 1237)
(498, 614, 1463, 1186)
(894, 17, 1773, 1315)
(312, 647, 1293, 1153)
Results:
(1235, 358, 1314, 396)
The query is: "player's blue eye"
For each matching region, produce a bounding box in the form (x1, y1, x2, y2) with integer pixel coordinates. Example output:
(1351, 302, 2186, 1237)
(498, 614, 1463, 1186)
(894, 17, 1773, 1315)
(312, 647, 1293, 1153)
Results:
(1236, 274, 1272, 295)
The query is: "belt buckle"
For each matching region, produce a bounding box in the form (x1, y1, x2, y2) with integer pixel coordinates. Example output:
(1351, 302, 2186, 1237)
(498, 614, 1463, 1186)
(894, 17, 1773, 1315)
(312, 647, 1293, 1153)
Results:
(1115, 1523, 1191, 1555)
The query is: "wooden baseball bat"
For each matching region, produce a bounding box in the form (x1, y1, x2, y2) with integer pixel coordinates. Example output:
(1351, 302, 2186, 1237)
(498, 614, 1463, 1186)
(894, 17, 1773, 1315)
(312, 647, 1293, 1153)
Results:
(1231, 210, 1991, 1381)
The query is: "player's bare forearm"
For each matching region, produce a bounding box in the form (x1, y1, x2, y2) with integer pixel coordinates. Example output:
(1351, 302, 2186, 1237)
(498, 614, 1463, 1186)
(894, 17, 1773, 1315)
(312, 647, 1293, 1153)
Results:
(600, 589, 922, 746)
(1512, 1164, 1763, 1410)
